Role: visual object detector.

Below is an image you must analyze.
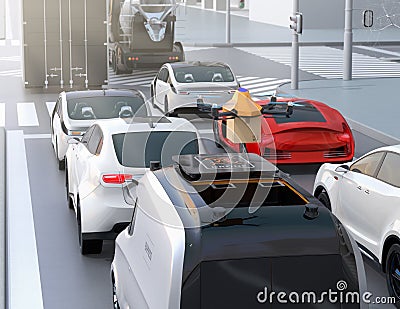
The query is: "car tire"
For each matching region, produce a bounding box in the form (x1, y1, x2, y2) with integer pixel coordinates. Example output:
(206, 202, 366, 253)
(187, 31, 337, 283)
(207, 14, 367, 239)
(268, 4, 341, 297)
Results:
(112, 277, 121, 309)
(65, 165, 74, 210)
(385, 243, 400, 307)
(213, 120, 223, 148)
(56, 139, 65, 170)
(317, 191, 332, 211)
(77, 200, 103, 255)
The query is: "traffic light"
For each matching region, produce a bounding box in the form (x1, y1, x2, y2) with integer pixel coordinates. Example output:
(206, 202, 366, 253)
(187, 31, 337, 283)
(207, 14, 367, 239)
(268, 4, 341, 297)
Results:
(289, 13, 303, 34)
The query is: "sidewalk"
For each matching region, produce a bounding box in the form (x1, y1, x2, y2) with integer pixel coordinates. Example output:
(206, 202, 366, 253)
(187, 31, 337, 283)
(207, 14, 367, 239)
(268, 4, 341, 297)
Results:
(177, 5, 400, 46)
(277, 78, 400, 146)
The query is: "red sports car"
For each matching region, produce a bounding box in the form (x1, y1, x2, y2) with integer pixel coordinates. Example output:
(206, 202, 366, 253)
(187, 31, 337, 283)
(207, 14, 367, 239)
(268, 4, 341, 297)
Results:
(212, 96, 354, 164)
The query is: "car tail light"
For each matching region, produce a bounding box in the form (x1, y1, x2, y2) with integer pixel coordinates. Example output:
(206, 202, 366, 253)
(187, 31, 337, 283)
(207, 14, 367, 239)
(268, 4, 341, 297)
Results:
(178, 91, 189, 95)
(102, 174, 133, 184)
(337, 132, 351, 143)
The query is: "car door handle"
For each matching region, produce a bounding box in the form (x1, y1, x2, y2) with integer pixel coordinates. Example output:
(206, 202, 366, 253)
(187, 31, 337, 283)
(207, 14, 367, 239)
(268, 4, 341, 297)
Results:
(365, 189, 370, 194)
(357, 186, 362, 190)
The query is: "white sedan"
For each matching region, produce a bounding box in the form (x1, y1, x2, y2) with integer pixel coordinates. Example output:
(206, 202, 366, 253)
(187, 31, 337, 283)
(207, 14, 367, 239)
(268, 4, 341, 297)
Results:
(51, 89, 147, 170)
(313, 144, 400, 303)
(150, 62, 239, 116)
(65, 116, 204, 254)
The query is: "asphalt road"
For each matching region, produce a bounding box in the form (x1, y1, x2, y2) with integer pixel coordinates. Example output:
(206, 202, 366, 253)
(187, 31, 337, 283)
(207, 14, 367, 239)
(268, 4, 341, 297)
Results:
(3, 45, 399, 308)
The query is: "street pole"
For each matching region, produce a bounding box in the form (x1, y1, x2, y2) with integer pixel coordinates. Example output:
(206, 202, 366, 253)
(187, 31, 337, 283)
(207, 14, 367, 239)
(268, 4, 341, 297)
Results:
(226, 0, 231, 44)
(343, 0, 353, 80)
(291, 0, 299, 90)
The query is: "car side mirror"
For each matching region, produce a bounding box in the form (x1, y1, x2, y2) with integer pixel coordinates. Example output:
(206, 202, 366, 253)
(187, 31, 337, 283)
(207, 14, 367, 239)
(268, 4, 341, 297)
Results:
(67, 138, 79, 145)
(335, 165, 349, 173)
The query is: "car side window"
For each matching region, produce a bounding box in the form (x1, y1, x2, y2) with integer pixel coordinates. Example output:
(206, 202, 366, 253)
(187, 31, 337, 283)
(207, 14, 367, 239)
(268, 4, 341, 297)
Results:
(128, 198, 138, 236)
(81, 126, 94, 145)
(87, 125, 102, 155)
(376, 152, 400, 187)
(158, 68, 168, 83)
(53, 97, 61, 119)
(350, 151, 385, 177)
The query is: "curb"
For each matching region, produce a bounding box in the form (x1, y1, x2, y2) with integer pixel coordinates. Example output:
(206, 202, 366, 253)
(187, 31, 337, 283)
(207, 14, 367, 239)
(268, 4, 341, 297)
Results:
(0, 127, 5, 309)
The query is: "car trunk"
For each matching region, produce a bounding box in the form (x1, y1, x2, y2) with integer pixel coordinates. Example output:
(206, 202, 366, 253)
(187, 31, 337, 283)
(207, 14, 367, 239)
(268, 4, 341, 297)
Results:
(272, 128, 344, 151)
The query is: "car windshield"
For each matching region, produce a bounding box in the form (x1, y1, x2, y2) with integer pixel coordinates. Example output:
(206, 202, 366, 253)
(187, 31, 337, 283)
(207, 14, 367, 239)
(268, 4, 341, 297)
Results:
(112, 131, 199, 167)
(267, 101, 326, 124)
(67, 96, 147, 120)
(173, 65, 235, 83)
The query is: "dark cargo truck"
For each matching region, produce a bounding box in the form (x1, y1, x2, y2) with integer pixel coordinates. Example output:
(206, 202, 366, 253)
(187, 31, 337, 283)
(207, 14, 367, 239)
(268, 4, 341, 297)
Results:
(108, 0, 184, 73)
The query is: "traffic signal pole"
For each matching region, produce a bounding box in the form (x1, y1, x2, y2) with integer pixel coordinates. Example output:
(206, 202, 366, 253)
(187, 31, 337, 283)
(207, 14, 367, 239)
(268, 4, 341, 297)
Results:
(291, 0, 299, 90)
(226, 0, 231, 44)
(343, 0, 353, 80)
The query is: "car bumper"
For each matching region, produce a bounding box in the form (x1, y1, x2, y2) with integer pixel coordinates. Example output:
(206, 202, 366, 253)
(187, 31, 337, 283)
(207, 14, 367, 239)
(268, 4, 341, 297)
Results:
(80, 186, 134, 234)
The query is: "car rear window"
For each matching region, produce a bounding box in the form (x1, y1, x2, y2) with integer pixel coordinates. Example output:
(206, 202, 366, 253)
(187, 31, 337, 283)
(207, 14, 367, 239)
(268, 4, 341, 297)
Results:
(67, 96, 146, 120)
(173, 65, 235, 83)
(112, 131, 199, 168)
(268, 101, 326, 124)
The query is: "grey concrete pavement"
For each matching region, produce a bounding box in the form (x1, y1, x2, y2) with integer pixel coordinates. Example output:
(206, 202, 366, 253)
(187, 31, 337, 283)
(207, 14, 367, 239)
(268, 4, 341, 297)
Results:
(278, 77, 400, 146)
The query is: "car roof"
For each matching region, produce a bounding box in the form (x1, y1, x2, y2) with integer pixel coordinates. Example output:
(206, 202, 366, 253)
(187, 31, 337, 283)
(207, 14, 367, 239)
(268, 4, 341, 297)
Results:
(168, 61, 230, 69)
(369, 144, 400, 155)
(64, 89, 143, 100)
(92, 116, 199, 135)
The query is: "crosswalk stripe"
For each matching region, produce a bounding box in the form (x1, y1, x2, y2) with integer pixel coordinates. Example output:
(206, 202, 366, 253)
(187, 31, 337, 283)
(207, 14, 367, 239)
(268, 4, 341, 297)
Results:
(247, 79, 290, 92)
(237, 76, 260, 82)
(124, 80, 153, 87)
(239, 77, 276, 86)
(238, 46, 400, 79)
(0, 103, 5, 127)
(17, 103, 39, 127)
(46, 102, 56, 117)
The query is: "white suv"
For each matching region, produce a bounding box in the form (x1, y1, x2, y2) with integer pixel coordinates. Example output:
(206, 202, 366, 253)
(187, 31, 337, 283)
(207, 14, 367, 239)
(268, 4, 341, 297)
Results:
(66, 116, 204, 254)
(51, 89, 147, 170)
(314, 144, 400, 304)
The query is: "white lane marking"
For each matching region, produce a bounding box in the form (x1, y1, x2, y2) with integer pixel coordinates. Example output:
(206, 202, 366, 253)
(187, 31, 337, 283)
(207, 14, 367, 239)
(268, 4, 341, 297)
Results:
(7, 130, 44, 309)
(46, 102, 56, 118)
(0, 103, 4, 127)
(24, 134, 51, 139)
(356, 45, 400, 58)
(17, 103, 39, 127)
(11, 40, 20, 46)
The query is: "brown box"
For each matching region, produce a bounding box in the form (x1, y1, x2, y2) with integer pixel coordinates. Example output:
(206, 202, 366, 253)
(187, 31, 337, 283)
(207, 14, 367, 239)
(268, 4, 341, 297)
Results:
(226, 116, 261, 143)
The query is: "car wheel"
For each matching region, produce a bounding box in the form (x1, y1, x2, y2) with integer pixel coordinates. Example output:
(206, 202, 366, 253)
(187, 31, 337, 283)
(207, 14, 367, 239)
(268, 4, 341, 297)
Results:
(65, 165, 74, 210)
(386, 243, 400, 307)
(77, 200, 103, 255)
(213, 120, 222, 148)
(317, 191, 332, 211)
(112, 278, 121, 309)
(56, 139, 65, 170)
